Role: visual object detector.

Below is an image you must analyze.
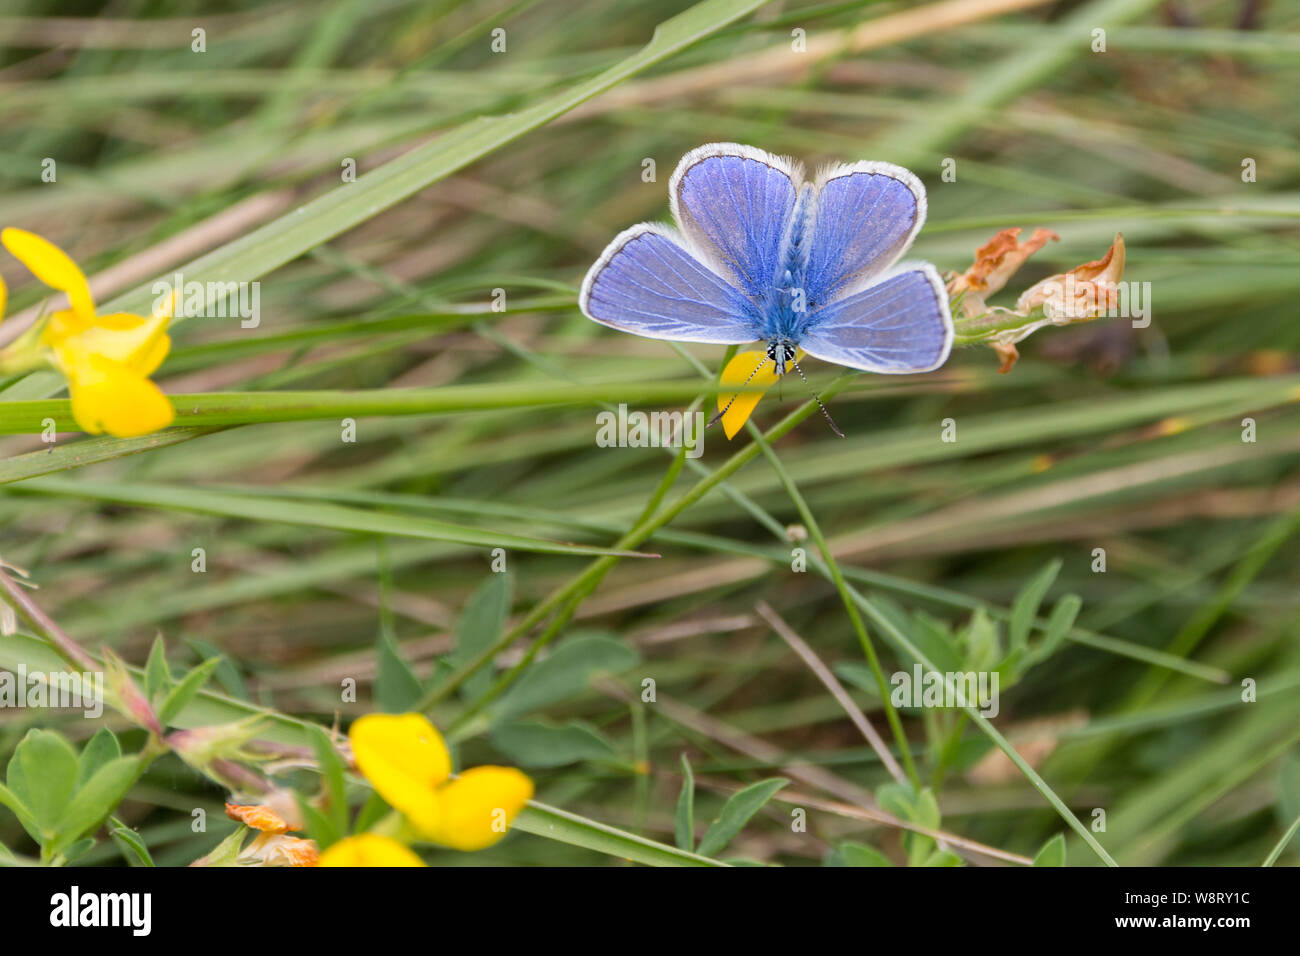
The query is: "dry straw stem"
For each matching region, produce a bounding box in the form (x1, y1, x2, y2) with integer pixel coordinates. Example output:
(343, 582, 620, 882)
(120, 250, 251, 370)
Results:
(756, 600, 908, 787)
(566, 0, 1055, 120)
(606, 680, 1029, 865)
(0, 191, 295, 348)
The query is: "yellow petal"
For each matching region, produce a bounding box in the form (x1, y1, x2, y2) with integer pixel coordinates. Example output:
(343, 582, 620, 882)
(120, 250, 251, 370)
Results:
(0, 273, 7, 318)
(350, 713, 451, 834)
(151, 287, 179, 321)
(64, 352, 174, 437)
(1, 228, 95, 325)
(40, 309, 87, 347)
(316, 834, 425, 868)
(717, 349, 786, 439)
(421, 766, 534, 851)
(74, 312, 171, 374)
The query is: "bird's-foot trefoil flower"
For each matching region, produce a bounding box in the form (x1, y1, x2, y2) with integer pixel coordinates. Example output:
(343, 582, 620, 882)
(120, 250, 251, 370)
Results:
(0, 228, 175, 437)
(349, 712, 533, 853)
(715, 347, 805, 439)
(317, 833, 426, 867)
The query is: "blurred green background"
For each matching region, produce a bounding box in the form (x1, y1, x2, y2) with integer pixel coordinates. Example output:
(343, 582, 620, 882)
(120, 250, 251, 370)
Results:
(1, 0, 1298, 866)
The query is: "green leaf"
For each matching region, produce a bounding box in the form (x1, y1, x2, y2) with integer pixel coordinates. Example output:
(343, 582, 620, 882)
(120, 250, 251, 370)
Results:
(354, 791, 391, 834)
(144, 634, 172, 706)
(158, 655, 224, 726)
(1277, 753, 1300, 826)
(86, 0, 771, 331)
(876, 782, 941, 866)
(511, 801, 725, 867)
(875, 781, 916, 821)
(193, 827, 248, 867)
(62, 838, 97, 863)
(8, 729, 79, 836)
(1009, 559, 1062, 653)
(18, 478, 659, 557)
(924, 850, 964, 867)
(375, 631, 423, 713)
(696, 778, 787, 858)
(1033, 833, 1067, 866)
(77, 728, 122, 787)
(1035, 594, 1082, 663)
(492, 632, 639, 723)
(54, 756, 139, 853)
(489, 719, 615, 768)
(108, 817, 155, 867)
(910, 610, 965, 675)
(675, 754, 696, 853)
(0, 629, 319, 751)
(456, 574, 512, 701)
(832, 661, 881, 698)
(306, 725, 349, 843)
(870, 597, 964, 676)
(833, 842, 894, 867)
(0, 781, 37, 838)
(295, 796, 341, 850)
(186, 639, 249, 700)
(908, 787, 942, 866)
(962, 607, 1003, 673)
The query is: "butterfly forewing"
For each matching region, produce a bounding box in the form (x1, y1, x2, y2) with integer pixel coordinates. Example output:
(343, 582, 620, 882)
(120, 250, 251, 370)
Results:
(579, 225, 761, 345)
(803, 163, 926, 307)
(670, 144, 801, 298)
(581, 144, 953, 386)
(798, 264, 952, 374)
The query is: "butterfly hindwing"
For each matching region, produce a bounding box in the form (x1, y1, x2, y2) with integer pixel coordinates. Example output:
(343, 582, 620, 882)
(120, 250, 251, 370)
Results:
(579, 224, 761, 345)
(798, 264, 952, 374)
(670, 144, 801, 298)
(582, 146, 951, 388)
(804, 162, 926, 307)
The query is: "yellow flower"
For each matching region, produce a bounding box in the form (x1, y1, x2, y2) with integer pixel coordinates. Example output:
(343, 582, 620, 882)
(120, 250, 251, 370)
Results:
(0, 228, 174, 437)
(317, 834, 426, 867)
(350, 712, 533, 852)
(715, 347, 804, 439)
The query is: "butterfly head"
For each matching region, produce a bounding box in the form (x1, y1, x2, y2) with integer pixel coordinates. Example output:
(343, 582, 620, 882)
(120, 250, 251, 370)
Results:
(765, 339, 798, 376)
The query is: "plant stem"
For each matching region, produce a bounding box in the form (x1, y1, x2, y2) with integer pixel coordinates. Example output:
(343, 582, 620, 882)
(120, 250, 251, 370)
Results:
(749, 429, 922, 788)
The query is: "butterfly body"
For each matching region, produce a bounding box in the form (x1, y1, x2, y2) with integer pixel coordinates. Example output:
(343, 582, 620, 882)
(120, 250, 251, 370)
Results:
(764, 338, 799, 376)
(581, 143, 953, 401)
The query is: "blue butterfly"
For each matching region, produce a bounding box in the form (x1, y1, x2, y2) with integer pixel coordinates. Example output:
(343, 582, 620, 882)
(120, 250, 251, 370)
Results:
(580, 143, 953, 436)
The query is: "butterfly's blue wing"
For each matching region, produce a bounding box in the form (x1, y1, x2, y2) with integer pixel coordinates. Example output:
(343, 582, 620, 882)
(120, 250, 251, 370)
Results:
(670, 144, 801, 297)
(798, 264, 952, 373)
(579, 225, 762, 345)
(804, 162, 926, 307)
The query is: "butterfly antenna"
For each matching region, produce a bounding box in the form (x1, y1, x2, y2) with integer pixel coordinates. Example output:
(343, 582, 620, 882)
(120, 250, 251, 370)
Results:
(789, 357, 844, 438)
(708, 355, 771, 429)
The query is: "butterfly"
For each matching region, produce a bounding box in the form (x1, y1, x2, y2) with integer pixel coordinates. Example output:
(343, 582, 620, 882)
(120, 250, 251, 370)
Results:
(579, 143, 953, 438)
